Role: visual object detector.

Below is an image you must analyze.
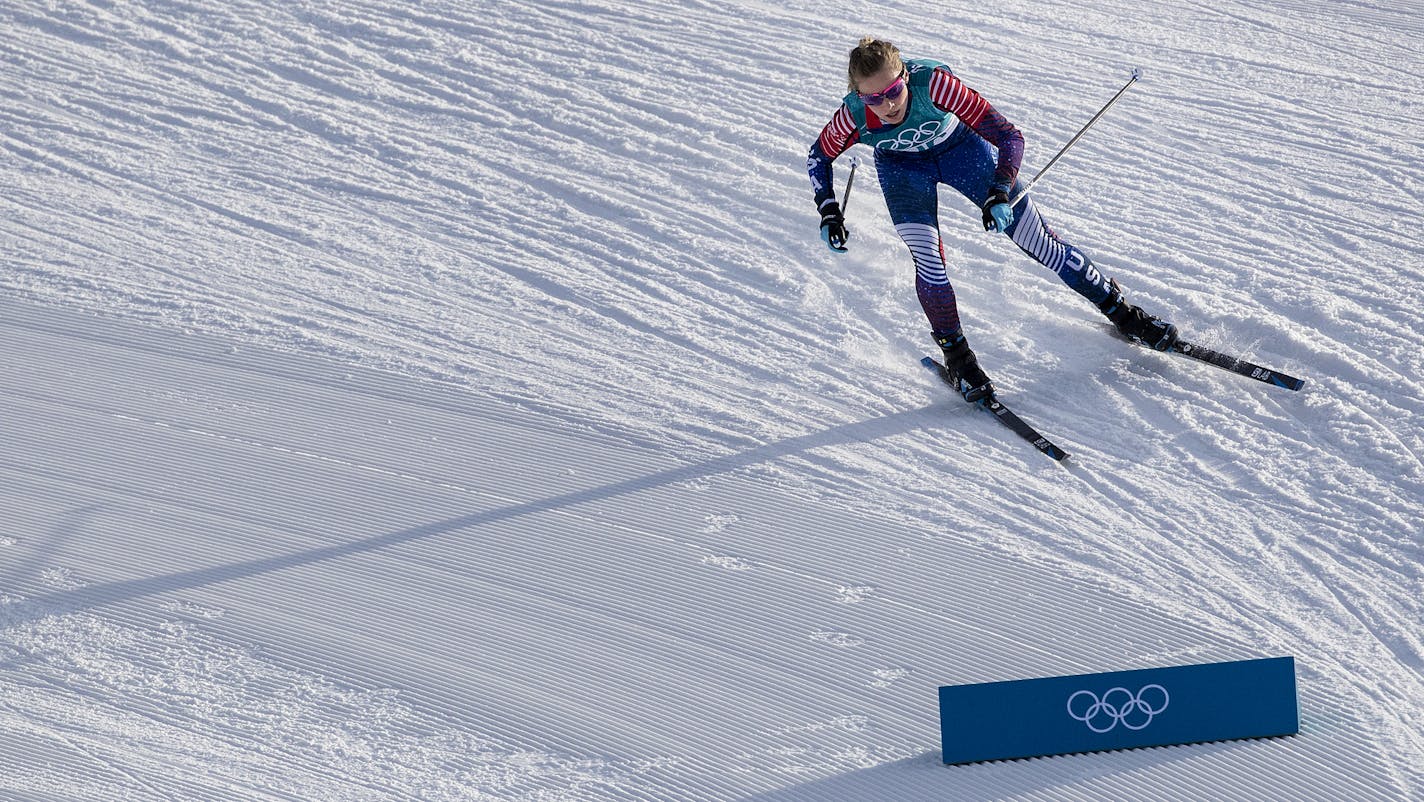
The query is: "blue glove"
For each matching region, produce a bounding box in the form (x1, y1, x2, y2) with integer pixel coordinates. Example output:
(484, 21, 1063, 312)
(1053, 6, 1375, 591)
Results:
(819, 200, 849, 253)
(981, 190, 1015, 233)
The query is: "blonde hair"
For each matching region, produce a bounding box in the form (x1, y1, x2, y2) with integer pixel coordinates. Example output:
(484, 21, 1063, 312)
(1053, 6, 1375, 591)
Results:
(847, 37, 904, 92)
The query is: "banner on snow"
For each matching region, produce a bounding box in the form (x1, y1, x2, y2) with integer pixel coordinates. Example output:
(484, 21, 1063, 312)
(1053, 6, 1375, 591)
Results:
(939, 656, 1298, 765)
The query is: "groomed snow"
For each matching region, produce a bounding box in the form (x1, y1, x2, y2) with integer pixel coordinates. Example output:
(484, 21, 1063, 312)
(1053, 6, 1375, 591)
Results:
(2, 0, 1422, 799)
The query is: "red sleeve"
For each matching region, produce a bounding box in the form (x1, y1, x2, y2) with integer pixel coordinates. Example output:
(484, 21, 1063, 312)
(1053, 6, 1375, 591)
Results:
(928, 67, 994, 126)
(928, 67, 1024, 191)
(816, 104, 860, 159)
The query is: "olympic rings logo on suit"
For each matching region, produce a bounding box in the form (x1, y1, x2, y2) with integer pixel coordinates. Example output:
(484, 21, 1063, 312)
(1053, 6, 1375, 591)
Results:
(877, 120, 955, 152)
(1066, 685, 1170, 733)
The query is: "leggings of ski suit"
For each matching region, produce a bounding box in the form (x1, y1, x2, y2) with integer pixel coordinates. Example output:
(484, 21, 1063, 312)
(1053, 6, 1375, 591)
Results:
(877, 127, 1113, 336)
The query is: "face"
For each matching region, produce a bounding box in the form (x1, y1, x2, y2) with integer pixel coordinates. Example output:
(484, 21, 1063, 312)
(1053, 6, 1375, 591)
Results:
(857, 64, 909, 124)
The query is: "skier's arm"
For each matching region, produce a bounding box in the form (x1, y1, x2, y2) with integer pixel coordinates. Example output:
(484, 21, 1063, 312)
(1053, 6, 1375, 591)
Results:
(808, 105, 859, 252)
(808, 105, 859, 207)
(929, 67, 1024, 194)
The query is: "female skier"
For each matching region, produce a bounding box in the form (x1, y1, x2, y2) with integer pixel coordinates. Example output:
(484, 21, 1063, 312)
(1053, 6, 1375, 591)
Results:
(808, 37, 1177, 401)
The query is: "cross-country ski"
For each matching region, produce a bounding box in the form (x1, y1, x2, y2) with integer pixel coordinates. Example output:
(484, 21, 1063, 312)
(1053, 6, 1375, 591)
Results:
(921, 356, 1070, 462)
(1169, 340, 1307, 391)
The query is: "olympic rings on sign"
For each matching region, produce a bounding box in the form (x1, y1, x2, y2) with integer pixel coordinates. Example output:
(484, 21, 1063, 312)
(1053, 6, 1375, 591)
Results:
(1066, 685, 1170, 733)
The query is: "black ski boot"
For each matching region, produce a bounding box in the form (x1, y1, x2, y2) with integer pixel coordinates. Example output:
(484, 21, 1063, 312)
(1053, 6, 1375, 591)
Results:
(1098, 279, 1178, 351)
(933, 331, 995, 403)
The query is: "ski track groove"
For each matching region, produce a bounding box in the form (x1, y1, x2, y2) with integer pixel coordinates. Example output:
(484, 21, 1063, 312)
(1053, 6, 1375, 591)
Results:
(2, 600, 651, 801)
(7, 304, 1416, 798)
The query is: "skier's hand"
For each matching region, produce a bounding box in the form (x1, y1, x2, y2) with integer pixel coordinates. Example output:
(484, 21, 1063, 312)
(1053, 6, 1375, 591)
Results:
(982, 190, 1014, 233)
(820, 200, 849, 253)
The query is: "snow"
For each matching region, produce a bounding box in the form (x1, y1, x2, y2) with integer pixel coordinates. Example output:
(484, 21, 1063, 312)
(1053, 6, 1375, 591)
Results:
(2, 0, 1422, 799)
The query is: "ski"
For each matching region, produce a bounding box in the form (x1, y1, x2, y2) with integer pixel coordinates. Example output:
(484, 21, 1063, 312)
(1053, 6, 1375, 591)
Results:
(1168, 340, 1306, 391)
(920, 356, 1070, 462)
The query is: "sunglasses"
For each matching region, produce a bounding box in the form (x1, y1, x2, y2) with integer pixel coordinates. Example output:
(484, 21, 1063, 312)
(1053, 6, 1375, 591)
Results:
(858, 72, 907, 106)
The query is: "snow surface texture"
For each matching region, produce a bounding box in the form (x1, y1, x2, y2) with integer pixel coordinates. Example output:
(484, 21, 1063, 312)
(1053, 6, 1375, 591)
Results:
(2, 0, 1422, 799)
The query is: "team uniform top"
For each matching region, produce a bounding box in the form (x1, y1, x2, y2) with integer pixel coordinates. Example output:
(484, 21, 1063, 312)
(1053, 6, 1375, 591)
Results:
(807, 58, 1025, 207)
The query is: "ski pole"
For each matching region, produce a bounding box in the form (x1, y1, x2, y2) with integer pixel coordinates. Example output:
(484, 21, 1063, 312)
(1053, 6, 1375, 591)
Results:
(840, 155, 859, 212)
(1008, 69, 1141, 208)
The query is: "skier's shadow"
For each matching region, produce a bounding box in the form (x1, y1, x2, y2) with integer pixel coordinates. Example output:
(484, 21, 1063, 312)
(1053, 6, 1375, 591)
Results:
(13, 405, 943, 620)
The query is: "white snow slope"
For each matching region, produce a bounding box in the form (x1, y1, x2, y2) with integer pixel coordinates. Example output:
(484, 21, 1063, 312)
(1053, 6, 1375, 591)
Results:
(2, 0, 1422, 799)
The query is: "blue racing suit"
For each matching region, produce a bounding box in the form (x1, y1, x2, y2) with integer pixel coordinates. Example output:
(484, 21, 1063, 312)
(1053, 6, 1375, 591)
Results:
(808, 58, 1113, 336)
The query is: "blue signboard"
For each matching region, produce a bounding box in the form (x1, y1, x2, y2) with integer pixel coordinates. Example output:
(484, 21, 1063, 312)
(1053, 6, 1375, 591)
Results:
(939, 657, 1298, 764)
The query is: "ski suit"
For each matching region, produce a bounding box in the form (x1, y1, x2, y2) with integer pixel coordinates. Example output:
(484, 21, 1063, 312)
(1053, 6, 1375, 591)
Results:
(807, 58, 1113, 336)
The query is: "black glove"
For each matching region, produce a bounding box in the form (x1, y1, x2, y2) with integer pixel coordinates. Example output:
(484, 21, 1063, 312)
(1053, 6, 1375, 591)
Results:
(819, 200, 849, 252)
(981, 189, 1015, 233)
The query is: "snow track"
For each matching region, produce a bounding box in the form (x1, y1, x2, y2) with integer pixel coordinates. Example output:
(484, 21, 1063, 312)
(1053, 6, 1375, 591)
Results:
(1, 300, 1412, 801)
(2, 0, 1422, 799)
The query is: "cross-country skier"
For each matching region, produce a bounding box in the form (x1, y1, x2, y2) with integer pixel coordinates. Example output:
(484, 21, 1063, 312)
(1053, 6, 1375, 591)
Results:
(808, 37, 1178, 402)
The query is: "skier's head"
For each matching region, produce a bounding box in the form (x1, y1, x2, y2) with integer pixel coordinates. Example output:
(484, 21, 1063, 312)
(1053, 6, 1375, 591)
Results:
(847, 37, 904, 92)
(848, 37, 909, 124)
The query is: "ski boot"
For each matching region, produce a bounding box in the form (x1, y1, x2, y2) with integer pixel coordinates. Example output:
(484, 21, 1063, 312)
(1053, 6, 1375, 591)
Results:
(933, 330, 995, 403)
(1098, 279, 1178, 351)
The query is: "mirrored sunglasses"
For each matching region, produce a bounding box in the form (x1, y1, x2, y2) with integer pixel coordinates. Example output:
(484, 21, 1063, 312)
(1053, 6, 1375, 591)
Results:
(859, 73, 907, 106)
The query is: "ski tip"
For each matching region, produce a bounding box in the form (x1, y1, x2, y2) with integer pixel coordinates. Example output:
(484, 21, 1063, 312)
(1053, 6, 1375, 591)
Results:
(1259, 371, 1306, 391)
(919, 355, 940, 369)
